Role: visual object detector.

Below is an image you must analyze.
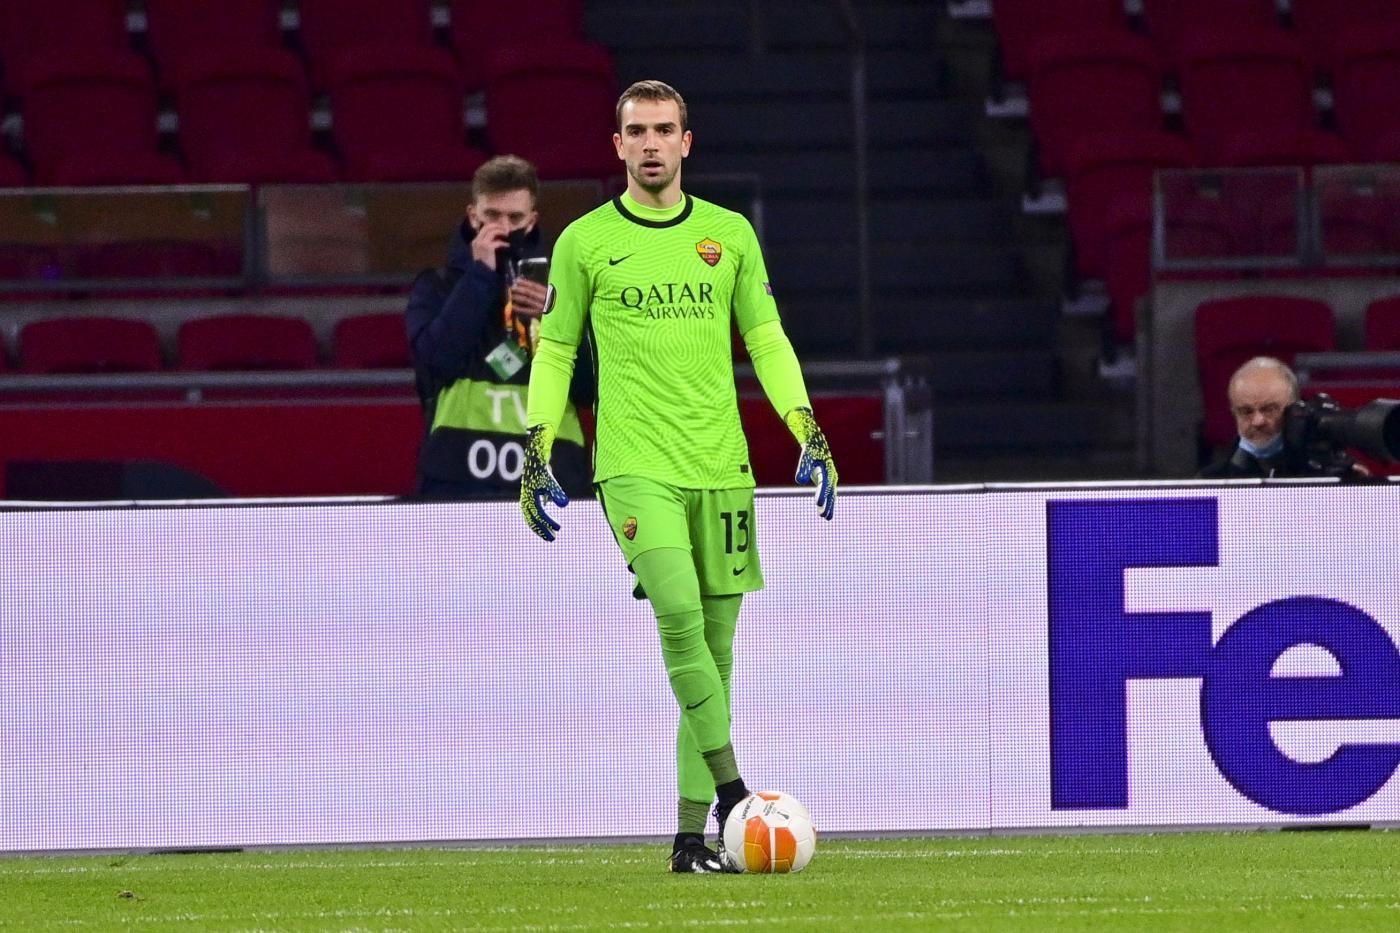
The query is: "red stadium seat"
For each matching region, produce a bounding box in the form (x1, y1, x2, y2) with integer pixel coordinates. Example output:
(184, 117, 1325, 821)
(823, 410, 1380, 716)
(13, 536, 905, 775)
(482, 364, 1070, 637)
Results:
(1217, 128, 1351, 169)
(1292, 0, 1400, 66)
(21, 52, 170, 185)
(332, 313, 411, 368)
(483, 40, 617, 180)
(175, 48, 337, 184)
(0, 244, 64, 280)
(49, 151, 186, 187)
(144, 0, 284, 88)
(19, 317, 164, 374)
(1140, 0, 1282, 65)
(1177, 30, 1317, 165)
(1331, 28, 1400, 161)
(1102, 200, 1152, 346)
(328, 46, 487, 182)
(990, 0, 1129, 83)
(0, 155, 27, 187)
(74, 241, 229, 279)
(0, 0, 129, 98)
(450, 0, 583, 92)
(1364, 296, 1400, 352)
(178, 314, 320, 370)
(296, 0, 434, 89)
(1195, 295, 1335, 447)
(1064, 131, 1193, 278)
(1027, 31, 1164, 178)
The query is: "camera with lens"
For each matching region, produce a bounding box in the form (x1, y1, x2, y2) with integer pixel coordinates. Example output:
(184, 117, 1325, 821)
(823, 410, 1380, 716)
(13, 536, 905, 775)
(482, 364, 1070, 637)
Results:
(1282, 393, 1400, 478)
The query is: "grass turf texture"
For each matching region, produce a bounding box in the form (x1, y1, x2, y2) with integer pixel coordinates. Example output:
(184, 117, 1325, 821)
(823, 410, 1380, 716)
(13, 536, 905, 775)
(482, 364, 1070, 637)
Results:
(3, 831, 1398, 930)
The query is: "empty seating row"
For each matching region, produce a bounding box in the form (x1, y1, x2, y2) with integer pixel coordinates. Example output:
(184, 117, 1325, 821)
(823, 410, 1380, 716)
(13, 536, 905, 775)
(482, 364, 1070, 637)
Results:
(0, 312, 409, 373)
(0, 38, 616, 185)
(1195, 293, 1400, 447)
(994, 0, 1399, 80)
(0, 0, 583, 97)
(1029, 27, 1400, 177)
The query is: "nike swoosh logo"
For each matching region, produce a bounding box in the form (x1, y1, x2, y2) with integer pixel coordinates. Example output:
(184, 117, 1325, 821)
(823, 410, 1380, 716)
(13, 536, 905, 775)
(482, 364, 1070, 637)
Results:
(608, 254, 634, 266)
(731, 566, 747, 576)
(685, 695, 713, 711)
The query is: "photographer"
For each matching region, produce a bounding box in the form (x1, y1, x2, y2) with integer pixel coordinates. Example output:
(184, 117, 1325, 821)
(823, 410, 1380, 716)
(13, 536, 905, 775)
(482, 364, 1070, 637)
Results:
(1197, 356, 1371, 480)
(406, 155, 592, 499)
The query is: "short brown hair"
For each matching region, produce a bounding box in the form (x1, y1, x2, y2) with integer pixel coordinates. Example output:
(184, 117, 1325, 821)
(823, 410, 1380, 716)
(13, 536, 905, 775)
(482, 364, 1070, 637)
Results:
(615, 80, 688, 132)
(471, 155, 539, 204)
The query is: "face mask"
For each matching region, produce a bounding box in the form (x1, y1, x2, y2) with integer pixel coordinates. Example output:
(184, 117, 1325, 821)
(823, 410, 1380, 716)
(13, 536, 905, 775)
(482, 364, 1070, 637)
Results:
(1239, 434, 1284, 460)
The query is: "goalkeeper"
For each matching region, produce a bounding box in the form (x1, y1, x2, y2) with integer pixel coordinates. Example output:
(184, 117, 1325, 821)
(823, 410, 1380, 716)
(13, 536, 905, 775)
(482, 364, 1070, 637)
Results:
(519, 80, 837, 874)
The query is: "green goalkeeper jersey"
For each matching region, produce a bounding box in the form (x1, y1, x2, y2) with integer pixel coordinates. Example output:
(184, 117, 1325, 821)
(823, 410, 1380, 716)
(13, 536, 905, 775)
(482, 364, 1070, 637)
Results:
(541, 192, 780, 489)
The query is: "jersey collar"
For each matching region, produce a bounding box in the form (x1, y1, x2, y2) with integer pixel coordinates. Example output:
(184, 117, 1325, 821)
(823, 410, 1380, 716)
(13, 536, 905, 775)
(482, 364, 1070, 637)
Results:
(612, 192, 693, 228)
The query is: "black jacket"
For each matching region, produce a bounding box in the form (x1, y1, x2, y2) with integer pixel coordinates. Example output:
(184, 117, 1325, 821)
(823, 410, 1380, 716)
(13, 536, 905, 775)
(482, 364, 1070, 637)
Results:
(405, 221, 594, 499)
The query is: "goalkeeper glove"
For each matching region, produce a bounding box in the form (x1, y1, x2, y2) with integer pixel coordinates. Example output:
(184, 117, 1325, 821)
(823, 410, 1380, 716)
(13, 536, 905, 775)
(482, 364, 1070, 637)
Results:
(785, 406, 837, 521)
(520, 424, 569, 541)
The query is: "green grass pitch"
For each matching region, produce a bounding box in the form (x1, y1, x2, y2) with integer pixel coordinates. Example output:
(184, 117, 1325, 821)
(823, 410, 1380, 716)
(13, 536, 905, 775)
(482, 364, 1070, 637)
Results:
(4, 831, 1398, 930)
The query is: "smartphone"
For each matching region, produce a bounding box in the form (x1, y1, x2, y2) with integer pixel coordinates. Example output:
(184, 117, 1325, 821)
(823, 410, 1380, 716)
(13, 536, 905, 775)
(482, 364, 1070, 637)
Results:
(519, 257, 550, 285)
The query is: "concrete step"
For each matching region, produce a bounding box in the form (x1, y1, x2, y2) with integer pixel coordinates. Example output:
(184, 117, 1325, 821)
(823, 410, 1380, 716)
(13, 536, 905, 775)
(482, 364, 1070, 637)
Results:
(690, 97, 977, 149)
(686, 146, 989, 196)
(933, 399, 1135, 452)
(764, 196, 1019, 243)
(781, 296, 1057, 355)
(612, 49, 952, 98)
(771, 242, 1024, 296)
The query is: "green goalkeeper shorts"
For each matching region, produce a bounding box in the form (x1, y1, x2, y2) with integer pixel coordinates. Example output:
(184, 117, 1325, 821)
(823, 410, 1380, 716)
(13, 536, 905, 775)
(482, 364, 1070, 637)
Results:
(597, 475, 765, 597)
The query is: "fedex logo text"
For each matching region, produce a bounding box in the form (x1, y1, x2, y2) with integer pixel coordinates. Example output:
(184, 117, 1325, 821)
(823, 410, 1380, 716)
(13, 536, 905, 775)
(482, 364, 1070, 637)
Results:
(1047, 498, 1400, 815)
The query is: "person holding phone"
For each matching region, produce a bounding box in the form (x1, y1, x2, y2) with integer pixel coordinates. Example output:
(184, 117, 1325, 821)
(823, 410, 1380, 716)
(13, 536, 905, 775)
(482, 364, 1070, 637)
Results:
(406, 155, 593, 500)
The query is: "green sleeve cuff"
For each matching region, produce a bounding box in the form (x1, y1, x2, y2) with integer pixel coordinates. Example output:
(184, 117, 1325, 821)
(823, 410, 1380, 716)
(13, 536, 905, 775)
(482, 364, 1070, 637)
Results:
(525, 337, 578, 431)
(743, 319, 811, 431)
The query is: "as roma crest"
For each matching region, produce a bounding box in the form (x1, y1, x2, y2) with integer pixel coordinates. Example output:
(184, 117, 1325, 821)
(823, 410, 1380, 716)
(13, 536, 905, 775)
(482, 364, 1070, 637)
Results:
(696, 238, 722, 267)
(622, 516, 638, 540)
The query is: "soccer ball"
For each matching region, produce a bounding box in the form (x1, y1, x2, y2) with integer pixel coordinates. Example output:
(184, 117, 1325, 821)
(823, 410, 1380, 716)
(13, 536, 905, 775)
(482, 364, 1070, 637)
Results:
(721, 791, 816, 873)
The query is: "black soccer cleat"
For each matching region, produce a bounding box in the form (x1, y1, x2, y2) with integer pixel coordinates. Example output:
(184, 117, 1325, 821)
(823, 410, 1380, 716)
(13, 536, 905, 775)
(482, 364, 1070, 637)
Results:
(712, 798, 747, 874)
(669, 840, 725, 874)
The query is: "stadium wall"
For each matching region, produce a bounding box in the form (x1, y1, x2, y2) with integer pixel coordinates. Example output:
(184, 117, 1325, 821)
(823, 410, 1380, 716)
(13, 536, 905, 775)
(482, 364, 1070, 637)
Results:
(4, 483, 1400, 852)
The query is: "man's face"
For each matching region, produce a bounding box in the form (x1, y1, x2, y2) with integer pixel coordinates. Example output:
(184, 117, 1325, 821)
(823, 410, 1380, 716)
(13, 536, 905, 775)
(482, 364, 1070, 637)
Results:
(466, 189, 537, 234)
(613, 98, 691, 194)
(1229, 368, 1293, 447)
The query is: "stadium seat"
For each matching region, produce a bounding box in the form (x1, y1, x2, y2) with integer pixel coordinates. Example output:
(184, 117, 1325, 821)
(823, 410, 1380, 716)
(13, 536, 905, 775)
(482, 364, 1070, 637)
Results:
(1140, 0, 1282, 65)
(1365, 296, 1400, 351)
(1064, 131, 1194, 278)
(450, 0, 583, 92)
(332, 313, 411, 368)
(0, 244, 64, 280)
(49, 151, 186, 187)
(178, 314, 320, 370)
(1026, 31, 1164, 178)
(483, 40, 618, 180)
(18, 317, 164, 374)
(74, 241, 228, 279)
(296, 0, 435, 89)
(1194, 295, 1335, 447)
(21, 52, 170, 185)
(1102, 199, 1152, 344)
(1216, 128, 1351, 169)
(175, 48, 337, 184)
(989, 0, 1129, 83)
(0, 155, 27, 187)
(0, 0, 129, 98)
(328, 46, 487, 182)
(144, 0, 284, 88)
(1292, 0, 1400, 66)
(1331, 28, 1400, 160)
(1177, 30, 1317, 165)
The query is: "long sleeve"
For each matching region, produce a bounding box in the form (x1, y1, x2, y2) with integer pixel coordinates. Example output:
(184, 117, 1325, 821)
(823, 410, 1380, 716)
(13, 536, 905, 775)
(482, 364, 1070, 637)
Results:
(405, 261, 499, 384)
(743, 318, 811, 423)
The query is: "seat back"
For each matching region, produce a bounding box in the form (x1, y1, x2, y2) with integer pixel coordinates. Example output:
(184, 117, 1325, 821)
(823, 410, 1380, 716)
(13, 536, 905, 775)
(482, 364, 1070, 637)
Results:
(20, 317, 164, 374)
(990, 0, 1128, 82)
(333, 313, 411, 368)
(450, 0, 583, 90)
(144, 0, 284, 85)
(1179, 31, 1315, 163)
(1365, 296, 1400, 351)
(178, 314, 320, 370)
(484, 40, 617, 180)
(22, 53, 160, 181)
